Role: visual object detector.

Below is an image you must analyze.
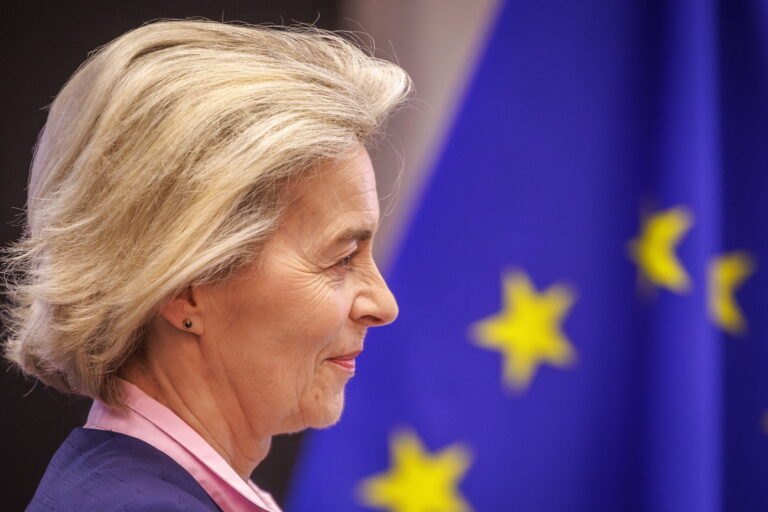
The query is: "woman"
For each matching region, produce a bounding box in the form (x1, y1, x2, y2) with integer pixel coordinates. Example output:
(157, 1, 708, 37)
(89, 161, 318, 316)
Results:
(3, 20, 410, 511)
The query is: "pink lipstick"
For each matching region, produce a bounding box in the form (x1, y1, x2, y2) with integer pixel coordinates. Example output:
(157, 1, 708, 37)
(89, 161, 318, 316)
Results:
(327, 350, 361, 373)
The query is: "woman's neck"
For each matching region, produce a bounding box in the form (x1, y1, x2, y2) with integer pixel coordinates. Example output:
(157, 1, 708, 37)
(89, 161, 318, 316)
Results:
(120, 326, 272, 480)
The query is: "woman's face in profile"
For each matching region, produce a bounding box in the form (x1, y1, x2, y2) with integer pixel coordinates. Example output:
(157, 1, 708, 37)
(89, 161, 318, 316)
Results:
(195, 146, 398, 435)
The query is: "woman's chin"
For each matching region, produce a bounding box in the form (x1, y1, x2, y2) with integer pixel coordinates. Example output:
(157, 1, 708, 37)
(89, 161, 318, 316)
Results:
(305, 394, 346, 430)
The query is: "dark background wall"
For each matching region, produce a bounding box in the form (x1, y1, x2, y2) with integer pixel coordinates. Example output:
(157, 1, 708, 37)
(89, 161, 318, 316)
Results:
(0, 2, 339, 509)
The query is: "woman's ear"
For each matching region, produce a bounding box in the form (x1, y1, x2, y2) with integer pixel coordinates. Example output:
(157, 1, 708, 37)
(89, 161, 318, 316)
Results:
(159, 286, 204, 335)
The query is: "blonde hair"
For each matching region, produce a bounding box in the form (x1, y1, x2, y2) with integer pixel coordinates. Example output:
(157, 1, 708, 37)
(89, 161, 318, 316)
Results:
(2, 20, 411, 406)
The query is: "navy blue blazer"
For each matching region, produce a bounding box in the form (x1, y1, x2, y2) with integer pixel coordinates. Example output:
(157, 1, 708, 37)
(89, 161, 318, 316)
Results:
(27, 428, 222, 511)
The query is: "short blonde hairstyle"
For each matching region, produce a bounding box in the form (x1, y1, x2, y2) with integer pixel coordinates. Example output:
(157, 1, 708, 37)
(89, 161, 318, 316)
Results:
(2, 20, 411, 406)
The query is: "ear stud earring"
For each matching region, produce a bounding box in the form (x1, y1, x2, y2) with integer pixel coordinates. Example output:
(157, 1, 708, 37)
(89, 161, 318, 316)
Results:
(183, 319, 193, 329)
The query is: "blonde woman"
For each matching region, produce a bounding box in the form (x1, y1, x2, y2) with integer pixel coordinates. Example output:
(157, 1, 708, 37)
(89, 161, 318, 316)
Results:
(4, 20, 410, 512)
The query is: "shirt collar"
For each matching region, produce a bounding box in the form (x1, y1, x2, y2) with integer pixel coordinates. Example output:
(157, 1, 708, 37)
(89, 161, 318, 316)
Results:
(85, 378, 282, 512)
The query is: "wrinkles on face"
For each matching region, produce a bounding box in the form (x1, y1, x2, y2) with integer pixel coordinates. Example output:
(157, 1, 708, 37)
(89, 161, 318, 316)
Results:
(192, 145, 396, 443)
(282, 162, 379, 263)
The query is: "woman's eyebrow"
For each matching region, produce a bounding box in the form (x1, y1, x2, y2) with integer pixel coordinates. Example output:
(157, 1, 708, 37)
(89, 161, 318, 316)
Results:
(331, 227, 373, 246)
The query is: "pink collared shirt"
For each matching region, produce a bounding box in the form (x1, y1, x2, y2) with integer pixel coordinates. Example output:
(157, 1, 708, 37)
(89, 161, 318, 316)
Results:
(84, 379, 282, 512)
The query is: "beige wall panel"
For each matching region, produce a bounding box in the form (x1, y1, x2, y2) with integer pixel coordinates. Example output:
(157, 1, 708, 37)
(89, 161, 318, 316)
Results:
(341, 0, 501, 270)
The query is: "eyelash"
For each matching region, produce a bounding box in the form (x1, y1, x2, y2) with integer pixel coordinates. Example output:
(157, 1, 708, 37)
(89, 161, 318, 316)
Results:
(336, 250, 360, 270)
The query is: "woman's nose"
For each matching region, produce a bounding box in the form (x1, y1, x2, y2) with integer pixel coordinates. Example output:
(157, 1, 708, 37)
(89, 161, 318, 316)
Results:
(353, 262, 399, 326)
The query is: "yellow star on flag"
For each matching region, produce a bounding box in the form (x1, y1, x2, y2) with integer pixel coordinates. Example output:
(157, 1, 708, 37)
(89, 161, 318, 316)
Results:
(470, 271, 576, 391)
(358, 430, 472, 512)
(709, 251, 755, 335)
(628, 206, 693, 293)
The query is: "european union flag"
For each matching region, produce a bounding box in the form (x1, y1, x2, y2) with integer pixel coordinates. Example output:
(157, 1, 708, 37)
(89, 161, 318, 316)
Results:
(288, 0, 768, 510)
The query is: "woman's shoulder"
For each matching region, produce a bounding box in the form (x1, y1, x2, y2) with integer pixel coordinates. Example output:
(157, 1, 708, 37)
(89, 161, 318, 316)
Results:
(26, 428, 222, 511)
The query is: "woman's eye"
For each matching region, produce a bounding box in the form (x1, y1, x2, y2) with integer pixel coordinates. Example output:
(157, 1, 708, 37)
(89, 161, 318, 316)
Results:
(336, 251, 359, 270)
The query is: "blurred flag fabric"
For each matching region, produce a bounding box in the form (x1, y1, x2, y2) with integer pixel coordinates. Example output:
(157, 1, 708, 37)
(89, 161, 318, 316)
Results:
(287, 0, 768, 510)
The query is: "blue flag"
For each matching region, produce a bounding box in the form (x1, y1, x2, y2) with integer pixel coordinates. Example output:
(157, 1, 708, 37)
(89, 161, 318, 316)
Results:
(287, 0, 768, 510)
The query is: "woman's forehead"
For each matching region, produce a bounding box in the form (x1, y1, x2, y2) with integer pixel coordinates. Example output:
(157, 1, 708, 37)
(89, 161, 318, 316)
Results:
(271, 152, 379, 253)
(288, 150, 378, 219)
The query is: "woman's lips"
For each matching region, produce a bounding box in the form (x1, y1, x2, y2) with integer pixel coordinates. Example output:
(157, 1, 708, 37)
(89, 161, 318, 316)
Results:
(328, 358, 355, 372)
(327, 350, 361, 373)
